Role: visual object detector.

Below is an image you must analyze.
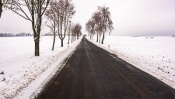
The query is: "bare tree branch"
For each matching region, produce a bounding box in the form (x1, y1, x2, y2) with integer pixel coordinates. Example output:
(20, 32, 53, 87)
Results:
(4, 0, 50, 56)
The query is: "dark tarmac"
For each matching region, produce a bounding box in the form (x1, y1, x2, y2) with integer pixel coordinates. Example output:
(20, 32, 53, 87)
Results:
(36, 37, 175, 99)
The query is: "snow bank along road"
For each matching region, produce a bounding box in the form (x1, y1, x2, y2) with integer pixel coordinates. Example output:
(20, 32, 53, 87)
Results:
(36, 37, 175, 99)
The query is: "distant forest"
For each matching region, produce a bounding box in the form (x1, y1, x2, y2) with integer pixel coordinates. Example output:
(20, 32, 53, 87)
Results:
(0, 33, 32, 37)
(0, 33, 55, 37)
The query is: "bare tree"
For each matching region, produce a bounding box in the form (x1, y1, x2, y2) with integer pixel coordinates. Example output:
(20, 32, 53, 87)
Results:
(4, 0, 50, 56)
(87, 6, 113, 44)
(100, 6, 113, 44)
(92, 11, 103, 43)
(71, 23, 76, 43)
(45, 1, 57, 51)
(68, 20, 71, 44)
(56, 0, 75, 47)
(86, 19, 95, 39)
(72, 23, 82, 40)
(86, 21, 91, 39)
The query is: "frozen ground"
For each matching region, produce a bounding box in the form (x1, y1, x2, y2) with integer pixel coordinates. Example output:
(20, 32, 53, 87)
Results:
(0, 36, 81, 99)
(88, 36, 175, 89)
(1, 35, 174, 98)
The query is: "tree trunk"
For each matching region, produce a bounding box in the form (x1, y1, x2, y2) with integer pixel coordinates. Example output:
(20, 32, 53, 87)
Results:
(71, 36, 73, 43)
(68, 33, 70, 44)
(0, 0, 2, 18)
(99, 35, 101, 43)
(101, 32, 105, 44)
(96, 33, 98, 42)
(33, 23, 41, 56)
(61, 39, 64, 47)
(52, 32, 56, 51)
(34, 37, 40, 56)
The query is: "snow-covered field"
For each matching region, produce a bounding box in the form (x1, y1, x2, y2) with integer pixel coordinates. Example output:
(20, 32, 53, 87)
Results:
(1, 35, 175, 98)
(88, 36, 175, 89)
(0, 36, 81, 99)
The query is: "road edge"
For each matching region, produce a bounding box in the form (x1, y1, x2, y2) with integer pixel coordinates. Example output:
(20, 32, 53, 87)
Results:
(13, 38, 83, 99)
(86, 37, 175, 90)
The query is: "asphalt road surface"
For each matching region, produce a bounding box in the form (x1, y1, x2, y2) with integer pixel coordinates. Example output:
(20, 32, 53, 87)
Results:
(36, 37, 175, 99)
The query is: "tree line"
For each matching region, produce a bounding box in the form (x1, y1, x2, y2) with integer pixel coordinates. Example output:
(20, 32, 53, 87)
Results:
(0, 33, 32, 37)
(45, 0, 82, 51)
(86, 6, 113, 44)
(1, 0, 82, 56)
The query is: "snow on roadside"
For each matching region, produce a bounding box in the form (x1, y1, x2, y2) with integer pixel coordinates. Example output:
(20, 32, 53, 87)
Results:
(87, 36, 175, 89)
(0, 36, 82, 99)
(14, 38, 82, 99)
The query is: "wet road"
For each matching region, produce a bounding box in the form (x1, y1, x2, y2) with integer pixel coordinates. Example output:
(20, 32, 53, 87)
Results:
(36, 37, 175, 99)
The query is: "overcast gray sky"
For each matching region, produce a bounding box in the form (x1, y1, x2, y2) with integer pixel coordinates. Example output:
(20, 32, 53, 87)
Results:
(0, 0, 175, 36)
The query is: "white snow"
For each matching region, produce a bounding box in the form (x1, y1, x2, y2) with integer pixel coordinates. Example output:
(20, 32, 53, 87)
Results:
(0, 36, 81, 99)
(88, 35, 175, 89)
(1, 35, 175, 98)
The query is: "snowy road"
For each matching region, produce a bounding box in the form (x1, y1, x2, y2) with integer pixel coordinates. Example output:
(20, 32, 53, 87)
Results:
(36, 37, 175, 99)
